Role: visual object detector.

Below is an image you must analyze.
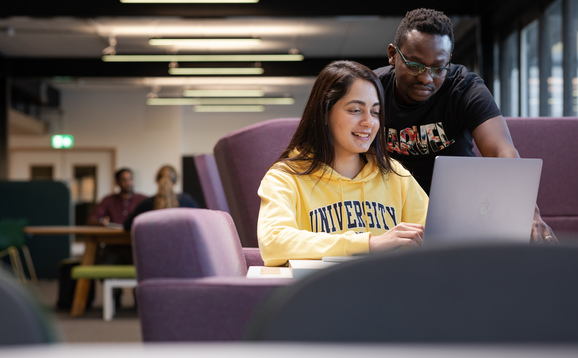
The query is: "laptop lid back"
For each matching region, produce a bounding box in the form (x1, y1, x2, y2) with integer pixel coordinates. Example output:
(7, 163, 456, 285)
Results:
(423, 156, 542, 246)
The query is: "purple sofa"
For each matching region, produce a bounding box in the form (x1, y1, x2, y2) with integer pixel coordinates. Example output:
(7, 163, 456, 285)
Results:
(474, 117, 578, 241)
(504, 117, 578, 240)
(131, 208, 291, 341)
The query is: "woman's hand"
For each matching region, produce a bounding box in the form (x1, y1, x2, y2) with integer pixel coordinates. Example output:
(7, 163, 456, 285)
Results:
(369, 222, 424, 252)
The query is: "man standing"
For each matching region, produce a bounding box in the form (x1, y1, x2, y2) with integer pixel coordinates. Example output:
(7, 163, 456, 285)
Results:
(88, 168, 147, 227)
(374, 8, 556, 243)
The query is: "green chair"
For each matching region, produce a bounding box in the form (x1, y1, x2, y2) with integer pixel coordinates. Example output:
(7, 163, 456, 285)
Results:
(0, 218, 37, 282)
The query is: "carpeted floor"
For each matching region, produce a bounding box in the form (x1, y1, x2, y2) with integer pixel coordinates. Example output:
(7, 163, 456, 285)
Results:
(27, 279, 142, 343)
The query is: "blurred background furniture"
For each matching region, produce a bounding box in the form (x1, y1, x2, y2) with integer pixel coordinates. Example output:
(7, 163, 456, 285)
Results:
(0, 181, 70, 279)
(24, 226, 130, 317)
(474, 117, 578, 241)
(70, 265, 136, 321)
(214, 117, 300, 247)
(132, 208, 291, 341)
(0, 268, 61, 345)
(0, 218, 36, 282)
(245, 244, 578, 343)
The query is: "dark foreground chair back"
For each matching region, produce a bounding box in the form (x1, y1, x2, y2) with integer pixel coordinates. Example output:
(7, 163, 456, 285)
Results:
(214, 117, 300, 247)
(245, 244, 578, 343)
(0, 269, 61, 345)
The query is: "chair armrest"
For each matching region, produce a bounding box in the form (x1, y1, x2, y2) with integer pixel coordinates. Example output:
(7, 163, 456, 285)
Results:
(242, 247, 264, 268)
(136, 276, 291, 342)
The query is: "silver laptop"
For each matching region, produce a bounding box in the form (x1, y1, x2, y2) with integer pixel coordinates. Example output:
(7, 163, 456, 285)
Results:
(423, 156, 542, 246)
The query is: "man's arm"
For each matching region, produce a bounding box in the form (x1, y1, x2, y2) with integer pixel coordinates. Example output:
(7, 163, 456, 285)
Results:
(472, 115, 558, 244)
(472, 115, 519, 158)
(87, 196, 111, 226)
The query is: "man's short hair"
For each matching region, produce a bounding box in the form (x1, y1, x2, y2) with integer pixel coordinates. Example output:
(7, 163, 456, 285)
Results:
(394, 8, 454, 52)
(115, 168, 132, 182)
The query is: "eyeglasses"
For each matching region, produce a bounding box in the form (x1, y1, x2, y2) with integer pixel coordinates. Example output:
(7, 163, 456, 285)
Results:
(394, 45, 450, 79)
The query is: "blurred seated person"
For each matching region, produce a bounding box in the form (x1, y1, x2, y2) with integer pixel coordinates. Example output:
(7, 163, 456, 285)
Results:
(87, 167, 147, 306)
(88, 167, 147, 227)
(88, 167, 147, 266)
(124, 164, 200, 231)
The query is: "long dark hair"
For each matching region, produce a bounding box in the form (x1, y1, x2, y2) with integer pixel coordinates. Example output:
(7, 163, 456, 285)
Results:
(277, 60, 395, 176)
(154, 165, 179, 210)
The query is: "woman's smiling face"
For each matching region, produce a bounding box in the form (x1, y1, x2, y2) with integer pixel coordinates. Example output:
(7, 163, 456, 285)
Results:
(328, 78, 380, 160)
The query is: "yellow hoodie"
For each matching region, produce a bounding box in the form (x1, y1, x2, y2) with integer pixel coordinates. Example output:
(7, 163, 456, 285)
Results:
(257, 155, 429, 266)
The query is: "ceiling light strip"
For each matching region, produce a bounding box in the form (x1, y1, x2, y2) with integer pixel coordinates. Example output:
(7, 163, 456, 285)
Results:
(121, 0, 259, 3)
(169, 68, 264, 75)
(193, 105, 265, 112)
(183, 89, 265, 97)
(147, 97, 294, 105)
(149, 38, 261, 46)
(102, 54, 303, 62)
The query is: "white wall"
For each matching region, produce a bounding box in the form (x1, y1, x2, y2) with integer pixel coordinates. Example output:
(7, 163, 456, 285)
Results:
(9, 84, 311, 198)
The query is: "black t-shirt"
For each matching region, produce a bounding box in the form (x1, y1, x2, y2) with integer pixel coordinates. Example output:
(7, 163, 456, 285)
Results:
(374, 64, 502, 194)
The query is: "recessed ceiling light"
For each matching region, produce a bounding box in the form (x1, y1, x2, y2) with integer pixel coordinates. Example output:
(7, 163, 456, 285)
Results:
(183, 89, 265, 97)
(169, 68, 264, 75)
(193, 105, 265, 112)
(149, 38, 261, 47)
(121, 0, 259, 3)
(147, 97, 294, 105)
(102, 54, 304, 62)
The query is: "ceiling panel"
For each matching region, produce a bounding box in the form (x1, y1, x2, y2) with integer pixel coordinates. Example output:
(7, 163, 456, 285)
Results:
(0, 1, 480, 103)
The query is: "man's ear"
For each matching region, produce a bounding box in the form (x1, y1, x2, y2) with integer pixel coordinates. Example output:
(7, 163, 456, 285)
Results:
(387, 44, 397, 66)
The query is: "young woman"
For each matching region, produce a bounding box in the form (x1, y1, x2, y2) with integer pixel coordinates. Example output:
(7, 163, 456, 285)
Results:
(257, 60, 429, 266)
(123, 165, 199, 231)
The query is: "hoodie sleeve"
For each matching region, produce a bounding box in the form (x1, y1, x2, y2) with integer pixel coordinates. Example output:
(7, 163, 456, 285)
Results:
(257, 168, 370, 267)
(397, 164, 429, 226)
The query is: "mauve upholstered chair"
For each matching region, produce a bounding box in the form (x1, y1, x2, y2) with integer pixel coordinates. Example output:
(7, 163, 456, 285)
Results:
(131, 208, 291, 341)
(193, 153, 230, 213)
(214, 117, 301, 247)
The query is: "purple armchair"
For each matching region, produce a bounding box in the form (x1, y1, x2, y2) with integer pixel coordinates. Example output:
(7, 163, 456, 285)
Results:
(214, 117, 301, 247)
(131, 208, 291, 341)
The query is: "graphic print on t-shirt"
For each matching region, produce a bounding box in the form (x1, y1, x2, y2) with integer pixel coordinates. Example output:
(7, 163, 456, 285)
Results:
(387, 122, 455, 155)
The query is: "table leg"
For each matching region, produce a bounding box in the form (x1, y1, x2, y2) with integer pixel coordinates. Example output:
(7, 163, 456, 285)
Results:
(71, 236, 98, 317)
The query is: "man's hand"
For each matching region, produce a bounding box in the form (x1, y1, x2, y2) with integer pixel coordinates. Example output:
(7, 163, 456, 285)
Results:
(99, 216, 111, 227)
(530, 206, 558, 244)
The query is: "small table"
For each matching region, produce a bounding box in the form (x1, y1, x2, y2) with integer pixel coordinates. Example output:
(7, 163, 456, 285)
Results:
(24, 226, 131, 317)
(247, 259, 341, 279)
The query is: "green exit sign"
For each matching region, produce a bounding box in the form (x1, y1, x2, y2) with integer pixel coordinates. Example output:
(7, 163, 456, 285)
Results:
(52, 134, 74, 149)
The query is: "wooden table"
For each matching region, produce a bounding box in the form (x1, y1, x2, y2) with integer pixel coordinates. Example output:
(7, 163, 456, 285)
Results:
(24, 226, 131, 317)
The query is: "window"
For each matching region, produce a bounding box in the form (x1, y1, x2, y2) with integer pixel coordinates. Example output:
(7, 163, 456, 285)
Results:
(568, 0, 578, 115)
(521, 20, 540, 117)
(30, 166, 53, 180)
(500, 31, 519, 116)
(542, 0, 563, 116)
